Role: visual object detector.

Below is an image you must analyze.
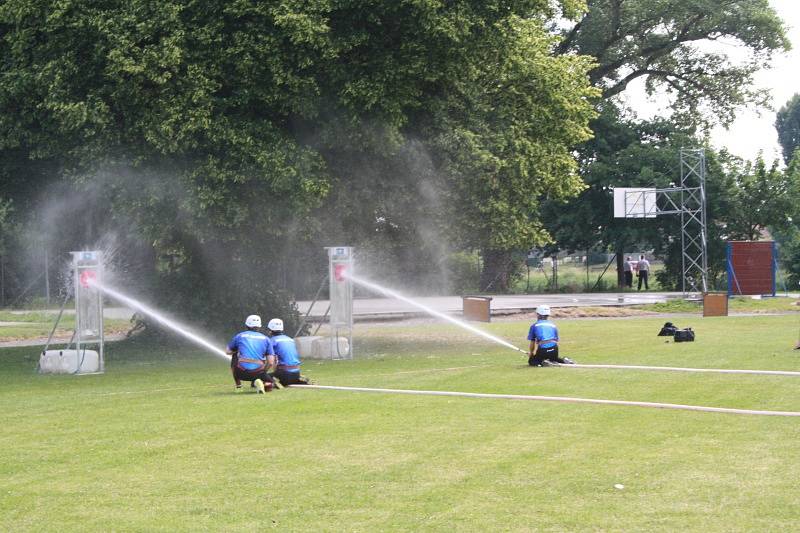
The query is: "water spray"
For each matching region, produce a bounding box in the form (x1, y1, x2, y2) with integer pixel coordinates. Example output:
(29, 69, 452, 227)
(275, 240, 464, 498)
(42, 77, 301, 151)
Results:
(344, 271, 527, 354)
(88, 278, 230, 361)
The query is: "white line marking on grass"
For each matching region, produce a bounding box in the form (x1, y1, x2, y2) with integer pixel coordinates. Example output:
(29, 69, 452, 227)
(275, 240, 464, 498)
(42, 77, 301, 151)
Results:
(372, 364, 488, 376)
(566, 364, 800, 377)
(292, 385, 800, 417)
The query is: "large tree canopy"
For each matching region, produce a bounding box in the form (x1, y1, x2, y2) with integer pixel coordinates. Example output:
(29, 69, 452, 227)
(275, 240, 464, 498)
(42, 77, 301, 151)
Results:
(558, 0, 789, 125)
(427, 15, 597, 290)
(0, 0, 597, 315)
(2, 0, 790, 306)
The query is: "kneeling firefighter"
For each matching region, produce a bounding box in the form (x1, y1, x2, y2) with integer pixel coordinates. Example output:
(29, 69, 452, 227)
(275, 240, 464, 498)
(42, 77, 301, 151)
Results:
(266, 318, 311, 388)
(527, 305, 575, 367)
(227, 314, 277, 393)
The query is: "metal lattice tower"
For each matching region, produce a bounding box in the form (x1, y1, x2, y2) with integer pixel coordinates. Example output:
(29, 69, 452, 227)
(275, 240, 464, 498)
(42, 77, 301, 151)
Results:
(615, 148, 708, 296)
(678, 149, 708, 294)
(652, 149, 709, 294)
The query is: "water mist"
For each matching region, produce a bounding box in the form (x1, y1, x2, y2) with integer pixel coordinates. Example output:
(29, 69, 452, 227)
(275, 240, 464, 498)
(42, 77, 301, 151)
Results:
(345, 272, 526, 354)
(89, 279, 230, 360)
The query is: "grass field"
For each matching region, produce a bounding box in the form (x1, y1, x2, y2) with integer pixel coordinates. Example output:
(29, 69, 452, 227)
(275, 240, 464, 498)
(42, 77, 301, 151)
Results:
(638, 295, 800, 314)
(0, 310, 131, 341)
(2, 314, 800, 531)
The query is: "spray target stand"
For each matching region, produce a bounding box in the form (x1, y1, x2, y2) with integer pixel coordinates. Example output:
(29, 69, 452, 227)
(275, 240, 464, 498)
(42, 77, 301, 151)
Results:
(326, 246, 354, 359)
(613, 148, 708, 296)
(294, 247, 354, 360)
(38, 251, 105, 374)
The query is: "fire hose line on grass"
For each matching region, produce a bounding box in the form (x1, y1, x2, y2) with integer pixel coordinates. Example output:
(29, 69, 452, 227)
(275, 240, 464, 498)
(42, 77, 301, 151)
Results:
(565, 363, 800, 377)
(291, 385, 800, 417)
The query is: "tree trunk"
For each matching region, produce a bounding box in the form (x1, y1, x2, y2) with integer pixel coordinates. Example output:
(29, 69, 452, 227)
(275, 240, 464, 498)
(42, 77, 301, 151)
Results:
(616, 250, 625, 289)
(480, 249, 513, 293)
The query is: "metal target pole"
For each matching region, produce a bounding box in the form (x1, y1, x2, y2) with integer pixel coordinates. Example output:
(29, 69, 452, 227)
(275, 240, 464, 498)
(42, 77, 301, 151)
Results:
(326, 246, 354, 360)
(71, 251, 105, 373)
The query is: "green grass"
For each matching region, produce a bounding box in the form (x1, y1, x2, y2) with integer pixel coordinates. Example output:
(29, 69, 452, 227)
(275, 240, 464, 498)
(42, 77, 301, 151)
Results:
(0, 310, 130, 341)
(640, 295, 800, 314)
(2, 315, 800, 531)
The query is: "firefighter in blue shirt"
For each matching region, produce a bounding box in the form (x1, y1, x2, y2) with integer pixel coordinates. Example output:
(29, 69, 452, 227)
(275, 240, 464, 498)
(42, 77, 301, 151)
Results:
(527, 305, 575, 367)
(226, 314, 277, 393)
(266, 318, 310, 388)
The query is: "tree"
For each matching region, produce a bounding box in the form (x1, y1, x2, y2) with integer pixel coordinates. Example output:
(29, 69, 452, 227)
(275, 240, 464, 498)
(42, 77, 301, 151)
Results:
(776, 93, 800, 165)
(783, 158, 800, 289)
(719, 157, 800, 241)
(543, 0, 791, 291)
(305, 3, 597, 293)
(0, 198, 13, 305)
(426, 15, 598, 291)
(0, 1, 598, 317)
(557, 0, 789, 126)
(0, 0, 337, 328)
(753, 156, 800, 290)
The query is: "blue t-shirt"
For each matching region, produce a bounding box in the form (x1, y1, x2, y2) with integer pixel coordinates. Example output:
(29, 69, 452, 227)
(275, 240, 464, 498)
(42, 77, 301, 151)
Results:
(527, 320, 559, 349)
(270, 334, 301, 371)
(227, 330, 273, 371)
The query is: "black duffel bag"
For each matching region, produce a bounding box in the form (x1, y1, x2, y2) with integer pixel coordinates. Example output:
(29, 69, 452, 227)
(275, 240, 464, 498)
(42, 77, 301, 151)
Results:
(658, 322, 678, 336)
(674, 328, 695, 342)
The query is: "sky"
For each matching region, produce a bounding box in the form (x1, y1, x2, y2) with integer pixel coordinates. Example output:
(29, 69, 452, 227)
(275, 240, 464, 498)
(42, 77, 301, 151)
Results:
(624, 0, 800, 165)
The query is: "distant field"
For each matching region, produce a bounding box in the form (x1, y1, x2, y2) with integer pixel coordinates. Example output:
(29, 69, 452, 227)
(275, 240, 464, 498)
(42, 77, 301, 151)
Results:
(639, 295, 800, 314)
(2, 314, 800, 531)
(513, 262, 666, 292)
(0, 310, 131, 342)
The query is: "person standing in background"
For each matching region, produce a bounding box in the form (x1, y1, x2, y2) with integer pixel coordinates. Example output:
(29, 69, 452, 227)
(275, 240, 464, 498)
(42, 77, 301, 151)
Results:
(623, 256, 634, 288)
(637, 255, 651, 291)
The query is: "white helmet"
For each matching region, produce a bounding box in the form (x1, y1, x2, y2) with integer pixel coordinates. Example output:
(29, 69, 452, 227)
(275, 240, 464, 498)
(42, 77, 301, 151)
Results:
(245, 314, 262, 328)
(267, 318, 284, 331)
(536, 304, 551, 316)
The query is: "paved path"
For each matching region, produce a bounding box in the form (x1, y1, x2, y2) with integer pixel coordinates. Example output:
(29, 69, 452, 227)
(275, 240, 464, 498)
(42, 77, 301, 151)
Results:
(296, 291, 684, 319)
(0, 333, 126, 349)
(5, 307, 135, 320)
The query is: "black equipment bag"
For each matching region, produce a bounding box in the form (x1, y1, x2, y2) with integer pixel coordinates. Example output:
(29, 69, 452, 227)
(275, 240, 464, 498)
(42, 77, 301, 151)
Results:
(658, 322, 678, 336)
(674, 328, 695, 342)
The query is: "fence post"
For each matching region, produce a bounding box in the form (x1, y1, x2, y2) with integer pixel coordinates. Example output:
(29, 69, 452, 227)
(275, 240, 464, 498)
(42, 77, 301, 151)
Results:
(585, 249, 590, 290)
(44, 246, 50, 305)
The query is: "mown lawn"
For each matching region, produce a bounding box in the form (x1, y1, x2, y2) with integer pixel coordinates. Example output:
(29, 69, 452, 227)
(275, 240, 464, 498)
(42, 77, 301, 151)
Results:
(639, 295, 800, 314)
(1, 314, 799, 531)
(0, 310, 131, 341)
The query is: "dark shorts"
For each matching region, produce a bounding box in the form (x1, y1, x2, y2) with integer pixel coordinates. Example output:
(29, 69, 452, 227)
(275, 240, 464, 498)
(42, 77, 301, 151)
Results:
(271, 369, 308, 387)
(529, 345, 562, 366)
(232, 366, 274, 386)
